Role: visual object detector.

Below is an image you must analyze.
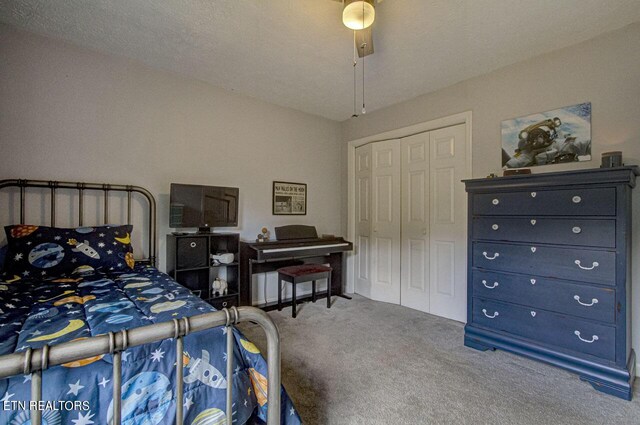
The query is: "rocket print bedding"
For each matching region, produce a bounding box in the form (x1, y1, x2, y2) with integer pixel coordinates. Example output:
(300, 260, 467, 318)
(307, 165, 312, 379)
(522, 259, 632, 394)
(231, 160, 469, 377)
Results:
(0, 265, 302, 424)
(2, 224, 136, 279)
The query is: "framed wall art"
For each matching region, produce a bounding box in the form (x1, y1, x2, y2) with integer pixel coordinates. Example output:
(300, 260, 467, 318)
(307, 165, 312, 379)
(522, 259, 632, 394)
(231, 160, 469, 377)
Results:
(502, 102, 592, 169)
(272, 181, 307, 215)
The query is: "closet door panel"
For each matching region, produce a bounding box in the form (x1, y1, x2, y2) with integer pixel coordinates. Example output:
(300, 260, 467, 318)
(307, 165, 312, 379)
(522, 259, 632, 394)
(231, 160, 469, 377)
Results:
(401, 133, 430, 312)
(429, 124, 468, 322)
(371, 140, 401, 304)
(355, 145, 372, 298)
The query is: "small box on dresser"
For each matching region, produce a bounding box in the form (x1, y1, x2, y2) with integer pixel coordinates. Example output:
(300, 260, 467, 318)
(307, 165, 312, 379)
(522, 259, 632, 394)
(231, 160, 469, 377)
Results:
(463, 166, 639, 400)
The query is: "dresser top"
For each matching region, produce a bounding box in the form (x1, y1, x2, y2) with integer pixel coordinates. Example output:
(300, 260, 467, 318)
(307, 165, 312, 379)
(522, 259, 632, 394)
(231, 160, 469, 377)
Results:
(464, 166, 639, 191)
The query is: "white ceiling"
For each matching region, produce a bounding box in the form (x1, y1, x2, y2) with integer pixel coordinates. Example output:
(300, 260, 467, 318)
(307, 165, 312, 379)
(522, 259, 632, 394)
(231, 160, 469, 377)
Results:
(1, 0, 640, 121)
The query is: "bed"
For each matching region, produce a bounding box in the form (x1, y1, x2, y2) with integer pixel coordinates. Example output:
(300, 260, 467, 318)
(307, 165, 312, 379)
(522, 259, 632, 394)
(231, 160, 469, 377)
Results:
(0, 179, 301, 425)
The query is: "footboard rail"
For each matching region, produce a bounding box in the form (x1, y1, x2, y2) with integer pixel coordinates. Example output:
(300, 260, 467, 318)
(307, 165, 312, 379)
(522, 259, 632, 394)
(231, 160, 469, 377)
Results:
(0, 306, 281, 425)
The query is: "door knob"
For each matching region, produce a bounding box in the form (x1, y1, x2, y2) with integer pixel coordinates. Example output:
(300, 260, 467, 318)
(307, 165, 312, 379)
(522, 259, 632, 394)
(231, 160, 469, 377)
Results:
(422, 228, 427, 235)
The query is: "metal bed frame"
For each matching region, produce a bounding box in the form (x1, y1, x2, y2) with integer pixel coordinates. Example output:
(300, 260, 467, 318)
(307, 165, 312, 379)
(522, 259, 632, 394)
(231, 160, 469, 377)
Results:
(0, 179, 157, 266)
(0, 179, 281, 425)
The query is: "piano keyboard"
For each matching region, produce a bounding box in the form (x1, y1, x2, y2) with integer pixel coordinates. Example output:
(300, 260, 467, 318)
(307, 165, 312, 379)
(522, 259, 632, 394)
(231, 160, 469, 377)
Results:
(240, 232, 353, 306)
(261, 242, 350, 254)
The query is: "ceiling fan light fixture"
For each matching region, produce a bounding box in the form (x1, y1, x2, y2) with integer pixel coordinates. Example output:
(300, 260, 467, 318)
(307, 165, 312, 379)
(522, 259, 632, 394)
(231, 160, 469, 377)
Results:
(343, 0, 375, 30)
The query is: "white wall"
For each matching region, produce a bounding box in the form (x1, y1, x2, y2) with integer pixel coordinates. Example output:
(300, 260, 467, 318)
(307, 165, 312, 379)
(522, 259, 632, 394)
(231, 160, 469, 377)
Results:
(341, 23, 640, 373)
(0, 24, 343, 304)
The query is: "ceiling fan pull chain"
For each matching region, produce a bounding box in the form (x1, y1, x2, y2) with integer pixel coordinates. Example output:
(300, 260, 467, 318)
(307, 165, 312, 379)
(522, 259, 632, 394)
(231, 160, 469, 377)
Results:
(353, 30, 358, 118)
(362, 46, 366, 114)
(361, 1, 366, 114)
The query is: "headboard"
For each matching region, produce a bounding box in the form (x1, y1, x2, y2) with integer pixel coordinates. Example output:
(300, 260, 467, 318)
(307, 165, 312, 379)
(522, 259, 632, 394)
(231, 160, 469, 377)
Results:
(0, 179, 157, 266)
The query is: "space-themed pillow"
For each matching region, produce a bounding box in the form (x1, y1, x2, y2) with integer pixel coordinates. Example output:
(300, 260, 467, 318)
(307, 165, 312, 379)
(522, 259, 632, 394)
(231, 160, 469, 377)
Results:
(3, 224, 135, 279)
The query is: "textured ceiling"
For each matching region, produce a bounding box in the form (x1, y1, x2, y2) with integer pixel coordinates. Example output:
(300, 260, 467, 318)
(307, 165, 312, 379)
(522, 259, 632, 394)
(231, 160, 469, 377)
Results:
(1, 0, 640, 121)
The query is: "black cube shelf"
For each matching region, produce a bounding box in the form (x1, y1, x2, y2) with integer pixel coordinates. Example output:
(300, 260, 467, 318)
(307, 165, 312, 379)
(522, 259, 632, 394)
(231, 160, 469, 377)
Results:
(166, 232, 240, 310)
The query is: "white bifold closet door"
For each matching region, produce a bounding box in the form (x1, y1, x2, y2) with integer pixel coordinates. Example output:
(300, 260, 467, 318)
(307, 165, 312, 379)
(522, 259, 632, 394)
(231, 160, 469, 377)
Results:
(354, 123, 468, 322)
(354, 144, 372, 299)
(400, 132, 430, 312)
(370, 139, 401, 304)
(427, 124, 467, 322)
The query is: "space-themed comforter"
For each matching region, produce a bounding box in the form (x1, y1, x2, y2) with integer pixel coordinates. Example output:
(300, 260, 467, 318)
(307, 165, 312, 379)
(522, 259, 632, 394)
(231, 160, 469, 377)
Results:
(0, 265, 302, 425)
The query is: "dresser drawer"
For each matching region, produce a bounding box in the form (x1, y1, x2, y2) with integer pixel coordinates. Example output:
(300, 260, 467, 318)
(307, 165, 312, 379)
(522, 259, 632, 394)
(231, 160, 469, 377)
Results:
(473, 188, 616, 216)
(473, 217, 616, 248)
(473, 242, 615, 285)
(472, 298, 616, 361)
(472, 270, 616, 323)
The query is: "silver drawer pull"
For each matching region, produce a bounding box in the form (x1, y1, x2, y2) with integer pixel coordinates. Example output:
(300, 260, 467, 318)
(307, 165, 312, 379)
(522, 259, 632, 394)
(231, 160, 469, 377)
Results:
(530, 311, 536, 317)
(482, 251, 499, 260)
(530, 246, 536, 253)
(492, 198, 499, 205)
(482, 309, 499, 319)
(572, 195, 582, 204)
(190, 242, 197, 248)
(574, 295, 598, 307)
(574, 330, 598, 343)
(530, 192, 537, 198)
(572, 226, 582, 234)
(482, 280, 499, 289)
(575, 260, 599, 270)
(491, 224, 499, 230)
(530, 219, 537, 226)
(222, 301, 228, 307)
(530, 278, 536, 285)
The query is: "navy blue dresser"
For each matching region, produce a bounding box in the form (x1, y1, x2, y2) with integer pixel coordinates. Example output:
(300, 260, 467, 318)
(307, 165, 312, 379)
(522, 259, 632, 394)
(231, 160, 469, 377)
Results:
(463, 167, 639, 400)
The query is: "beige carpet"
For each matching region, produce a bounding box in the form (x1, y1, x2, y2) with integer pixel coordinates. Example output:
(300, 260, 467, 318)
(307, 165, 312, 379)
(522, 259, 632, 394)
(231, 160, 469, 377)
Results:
(239, 295, 640, 425)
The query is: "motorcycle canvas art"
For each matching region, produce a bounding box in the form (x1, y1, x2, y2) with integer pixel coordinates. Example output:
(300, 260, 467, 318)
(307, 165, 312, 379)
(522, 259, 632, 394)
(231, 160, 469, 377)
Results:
(502, 102, 592, 168)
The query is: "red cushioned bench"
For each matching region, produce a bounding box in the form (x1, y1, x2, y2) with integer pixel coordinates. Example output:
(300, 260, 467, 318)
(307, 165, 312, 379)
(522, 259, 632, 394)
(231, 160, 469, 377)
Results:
(277, 264, 332, 318)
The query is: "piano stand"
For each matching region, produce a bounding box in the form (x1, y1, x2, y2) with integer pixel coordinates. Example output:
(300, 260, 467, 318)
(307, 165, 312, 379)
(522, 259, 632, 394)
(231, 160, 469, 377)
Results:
(240, 236, 353, 310)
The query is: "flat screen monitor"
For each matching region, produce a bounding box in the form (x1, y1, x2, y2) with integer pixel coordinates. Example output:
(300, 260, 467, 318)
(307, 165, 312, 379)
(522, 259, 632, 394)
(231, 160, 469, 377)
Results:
(170, 183, 239, 229)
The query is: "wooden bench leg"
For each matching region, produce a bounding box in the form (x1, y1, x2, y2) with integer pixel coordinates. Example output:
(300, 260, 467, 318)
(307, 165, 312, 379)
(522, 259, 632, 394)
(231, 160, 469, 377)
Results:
(312, 280, 317, 303)
(292, 281, 297, 318)
(327, 273, 332, 308)
(277, 275, 283, 311)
